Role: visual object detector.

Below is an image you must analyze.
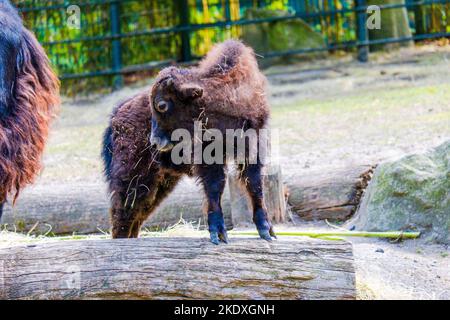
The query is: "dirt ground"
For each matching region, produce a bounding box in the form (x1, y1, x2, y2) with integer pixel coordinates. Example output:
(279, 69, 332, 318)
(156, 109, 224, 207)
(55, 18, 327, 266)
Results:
(1, 44, 449, 300)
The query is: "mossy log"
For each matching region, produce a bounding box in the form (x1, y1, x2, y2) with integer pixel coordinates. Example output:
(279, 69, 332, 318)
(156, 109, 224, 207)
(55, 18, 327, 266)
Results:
(0, 237, 356, 300)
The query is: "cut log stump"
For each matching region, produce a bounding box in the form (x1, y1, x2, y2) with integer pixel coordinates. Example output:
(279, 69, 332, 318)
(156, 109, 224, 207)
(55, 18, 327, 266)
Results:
(0, 237, 356, 300)
(228, 164, 287, 227)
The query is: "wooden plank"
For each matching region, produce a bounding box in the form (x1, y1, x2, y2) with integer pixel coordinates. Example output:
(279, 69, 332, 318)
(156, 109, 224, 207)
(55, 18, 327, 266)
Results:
(0, 237, 356, 300)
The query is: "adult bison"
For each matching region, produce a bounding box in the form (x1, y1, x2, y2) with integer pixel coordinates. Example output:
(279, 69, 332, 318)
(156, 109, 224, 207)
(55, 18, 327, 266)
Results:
(0, 0, 60, 220)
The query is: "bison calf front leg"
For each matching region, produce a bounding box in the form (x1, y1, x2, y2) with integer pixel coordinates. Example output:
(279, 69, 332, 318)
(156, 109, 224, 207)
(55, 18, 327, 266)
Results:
(239, 163, 276, 241)
(198, 165, 228, 245)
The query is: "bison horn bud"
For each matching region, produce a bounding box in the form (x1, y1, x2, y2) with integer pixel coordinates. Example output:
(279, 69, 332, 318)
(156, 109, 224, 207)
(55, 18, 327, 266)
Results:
(166, 78, 174, 88)
(156, 100, 169, 113)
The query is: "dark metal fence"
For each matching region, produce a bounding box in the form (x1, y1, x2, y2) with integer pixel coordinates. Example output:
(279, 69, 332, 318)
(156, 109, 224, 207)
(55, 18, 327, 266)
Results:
(15, 0, 450, 92)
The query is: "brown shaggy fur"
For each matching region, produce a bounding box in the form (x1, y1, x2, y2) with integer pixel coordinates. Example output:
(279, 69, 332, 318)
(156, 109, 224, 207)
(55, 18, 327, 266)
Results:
(0, 1, 60, 205)
(154, 40, 269, 128)
(103, 40, 274, 242)
(103, 92, 185, 237)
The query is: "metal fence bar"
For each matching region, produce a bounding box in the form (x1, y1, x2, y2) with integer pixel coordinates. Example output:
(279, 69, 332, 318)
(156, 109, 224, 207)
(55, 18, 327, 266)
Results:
(110, 1, 123, 89)
(37, 0, 449, 47)
(16, 0, 450, 83)
(58, 30, 450, 80)
(179, 0, 192, 62)
(355, 0, 369, 62)
(261, 31, 450, 58)
(18, 0, 140, 12)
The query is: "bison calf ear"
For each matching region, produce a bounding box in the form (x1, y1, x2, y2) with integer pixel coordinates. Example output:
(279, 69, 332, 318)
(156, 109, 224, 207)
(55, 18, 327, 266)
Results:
(178, 84, 203, 101)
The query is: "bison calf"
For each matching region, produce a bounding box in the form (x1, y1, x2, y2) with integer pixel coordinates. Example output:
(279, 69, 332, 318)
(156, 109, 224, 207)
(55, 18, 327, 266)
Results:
(102, 40, 275, 244)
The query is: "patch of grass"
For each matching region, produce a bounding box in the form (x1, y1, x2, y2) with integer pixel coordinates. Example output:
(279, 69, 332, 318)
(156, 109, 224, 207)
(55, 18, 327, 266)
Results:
(270, 83, 450, 159)
(272, 83, 450, 116)
(356, 280, 376, 300)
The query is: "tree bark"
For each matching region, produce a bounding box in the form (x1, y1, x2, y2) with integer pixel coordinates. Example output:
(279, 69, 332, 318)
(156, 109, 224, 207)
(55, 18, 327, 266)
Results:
(286, 165, 375, 222)
(0, 237, 356, 300)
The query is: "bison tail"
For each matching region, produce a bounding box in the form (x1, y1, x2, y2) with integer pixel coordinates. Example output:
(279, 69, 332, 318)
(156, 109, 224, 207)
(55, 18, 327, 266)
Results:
(101, 125, 114, 182)
(0, 200, 4, 222)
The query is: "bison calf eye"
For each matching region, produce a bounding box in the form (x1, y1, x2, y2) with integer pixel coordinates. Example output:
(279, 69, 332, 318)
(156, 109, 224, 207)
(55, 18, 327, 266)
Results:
(156, 100, 169, 113)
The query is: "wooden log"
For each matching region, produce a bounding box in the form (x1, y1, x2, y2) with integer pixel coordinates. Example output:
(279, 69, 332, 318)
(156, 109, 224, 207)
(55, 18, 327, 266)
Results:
(0, 237, 356, 300)
(1, 165, 375, 235)
(228, 164, 287, 227)
(1, 178, 232, 235)
(286, 165, 375, 222)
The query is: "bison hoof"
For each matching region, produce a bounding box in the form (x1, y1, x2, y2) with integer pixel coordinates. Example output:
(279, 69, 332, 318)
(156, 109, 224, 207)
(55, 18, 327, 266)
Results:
(257, 226, 277, 242)
(253, 208, 276, 242)
(210, 230, 228, 245)
(210, 232, 220, 245)
(208, 211, 228, 245)
(218, 230, 229, 243)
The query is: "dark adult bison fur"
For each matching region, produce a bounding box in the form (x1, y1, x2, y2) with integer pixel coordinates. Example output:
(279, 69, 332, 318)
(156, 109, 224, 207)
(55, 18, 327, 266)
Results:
(0, 0, 60, 219)
(102, 40, 275, 244)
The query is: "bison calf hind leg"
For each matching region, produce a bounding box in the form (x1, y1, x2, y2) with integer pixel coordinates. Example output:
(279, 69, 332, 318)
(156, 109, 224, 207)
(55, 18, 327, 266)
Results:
(111, 174, 180, 238)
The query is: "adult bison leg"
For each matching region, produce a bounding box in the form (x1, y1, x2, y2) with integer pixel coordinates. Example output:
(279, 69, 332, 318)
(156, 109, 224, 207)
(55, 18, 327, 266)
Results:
(198, 164, 228, 245)
(238, 163, 276, 241)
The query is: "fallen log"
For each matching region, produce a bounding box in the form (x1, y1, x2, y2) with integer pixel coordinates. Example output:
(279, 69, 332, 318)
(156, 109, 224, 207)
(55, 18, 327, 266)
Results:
(1, 178, 232, 235)
(0, 237, 356, 300)
(1, 165, 375, 235)
(286, 165, 375, 222)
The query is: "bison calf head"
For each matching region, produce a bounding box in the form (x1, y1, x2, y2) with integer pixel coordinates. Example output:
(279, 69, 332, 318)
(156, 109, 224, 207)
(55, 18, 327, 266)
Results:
(149, 70, 203, 152)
